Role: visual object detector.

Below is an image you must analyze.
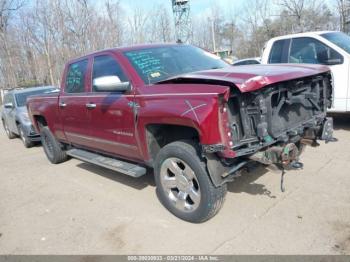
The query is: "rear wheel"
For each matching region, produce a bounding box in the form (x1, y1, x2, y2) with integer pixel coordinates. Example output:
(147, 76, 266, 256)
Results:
(40, 126, 68, 164)
(18, 124, 34, 148)
(2, 120, 16, 139)
(154, 140, 227, 223)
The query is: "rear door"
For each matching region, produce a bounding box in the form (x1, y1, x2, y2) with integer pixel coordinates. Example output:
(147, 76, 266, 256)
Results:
(86, 53, 141, 160)
(59, 58, 92, 147)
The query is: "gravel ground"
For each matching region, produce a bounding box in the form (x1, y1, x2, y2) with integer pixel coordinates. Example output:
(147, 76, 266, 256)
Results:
(0, 116, 349, 254)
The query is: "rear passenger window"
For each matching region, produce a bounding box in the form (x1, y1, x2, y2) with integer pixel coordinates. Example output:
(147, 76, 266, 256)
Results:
(92, 55, 128, 92)
(65, 59, 88, 93)
(269, 40, 285, 63)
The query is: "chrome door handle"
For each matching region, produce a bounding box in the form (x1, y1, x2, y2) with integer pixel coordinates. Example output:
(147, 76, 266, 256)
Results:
(86, 103, 96, 109)
(59, 102, 67, 108)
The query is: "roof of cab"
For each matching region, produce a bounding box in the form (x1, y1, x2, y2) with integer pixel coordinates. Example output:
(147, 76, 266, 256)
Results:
(69, 43, 183, 62)
(267, 31, 338, 42)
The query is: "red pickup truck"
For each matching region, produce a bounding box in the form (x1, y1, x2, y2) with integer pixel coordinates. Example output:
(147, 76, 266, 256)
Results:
(27, 43, 335, 223)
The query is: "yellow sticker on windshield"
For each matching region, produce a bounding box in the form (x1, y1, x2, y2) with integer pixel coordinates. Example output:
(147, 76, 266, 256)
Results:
(150, 72, 161, 78)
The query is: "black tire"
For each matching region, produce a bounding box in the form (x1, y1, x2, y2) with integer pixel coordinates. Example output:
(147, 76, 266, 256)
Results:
(40, 126, 68, 164)
(2, 120, 16, 139)
(154, 140, 227, 223)
(18, 124, 34, 148)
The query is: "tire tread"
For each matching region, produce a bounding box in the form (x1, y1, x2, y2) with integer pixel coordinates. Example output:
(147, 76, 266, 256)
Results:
(41, 126, 68, 164)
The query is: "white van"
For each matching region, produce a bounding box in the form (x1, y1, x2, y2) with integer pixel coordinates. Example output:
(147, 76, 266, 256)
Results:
(261, 31, 350, 112)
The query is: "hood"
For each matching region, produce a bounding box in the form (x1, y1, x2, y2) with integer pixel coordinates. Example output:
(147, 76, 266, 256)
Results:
(156, 64, 330, 93)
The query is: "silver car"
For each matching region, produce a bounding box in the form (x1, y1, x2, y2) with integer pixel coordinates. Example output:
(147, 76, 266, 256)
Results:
(1, 86, 58, 148)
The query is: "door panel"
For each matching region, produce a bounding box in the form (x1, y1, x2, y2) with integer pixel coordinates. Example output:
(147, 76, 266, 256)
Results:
(87, 54, 140, 160)
(288, 37, 349, 112)
(60, 58, 92, 147)
(59, 95, 91, 147)
(86, 93, 140, 159)
(6, 94, 17, 133)
(328, 61, 349, 112)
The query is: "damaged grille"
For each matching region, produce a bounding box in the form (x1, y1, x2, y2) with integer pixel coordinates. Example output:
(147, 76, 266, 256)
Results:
(227, 72, 333, 156)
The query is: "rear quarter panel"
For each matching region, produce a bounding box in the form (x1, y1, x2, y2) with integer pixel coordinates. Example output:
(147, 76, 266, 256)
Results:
(27, 94, 65, 140)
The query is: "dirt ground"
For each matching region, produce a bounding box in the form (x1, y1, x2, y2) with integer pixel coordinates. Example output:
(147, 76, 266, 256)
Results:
(0, 116, 350, 255)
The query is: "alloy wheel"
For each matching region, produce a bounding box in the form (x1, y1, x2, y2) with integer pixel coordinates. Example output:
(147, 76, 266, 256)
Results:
(160, 157, 201, 212)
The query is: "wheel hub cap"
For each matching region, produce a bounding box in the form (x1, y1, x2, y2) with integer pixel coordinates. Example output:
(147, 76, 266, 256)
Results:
(160, 157, 201, 212)
(177, 175, 190, 192)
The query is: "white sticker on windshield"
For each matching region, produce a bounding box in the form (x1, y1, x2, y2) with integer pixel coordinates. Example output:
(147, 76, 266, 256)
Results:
(150, 72, 161, 78)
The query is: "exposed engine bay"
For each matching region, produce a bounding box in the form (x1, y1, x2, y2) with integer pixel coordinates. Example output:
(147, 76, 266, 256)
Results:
(227, 72, 333, 156)
(207, 72, 335, 189)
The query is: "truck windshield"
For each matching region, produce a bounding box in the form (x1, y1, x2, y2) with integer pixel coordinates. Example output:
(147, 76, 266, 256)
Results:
(123, 45, 229, 85)
(15, 88, 57, 107)
(321, 32, 350, 54)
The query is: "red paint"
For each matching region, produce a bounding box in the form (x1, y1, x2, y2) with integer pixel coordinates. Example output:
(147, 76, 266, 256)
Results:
(27, 44, 330, 164)
(164, 63, 330, 93)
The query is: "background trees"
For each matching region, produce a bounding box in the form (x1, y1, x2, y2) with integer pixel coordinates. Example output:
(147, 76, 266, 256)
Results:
(0, 0, 346, 91)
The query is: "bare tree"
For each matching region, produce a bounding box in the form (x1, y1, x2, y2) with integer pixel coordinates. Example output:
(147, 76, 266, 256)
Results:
(335, 0, 350, 32)
(0, 0, 25, 88)
(128, 7, 149, 44)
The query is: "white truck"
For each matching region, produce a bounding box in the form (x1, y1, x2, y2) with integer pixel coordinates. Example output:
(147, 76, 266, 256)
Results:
(261, 31, 350, 112)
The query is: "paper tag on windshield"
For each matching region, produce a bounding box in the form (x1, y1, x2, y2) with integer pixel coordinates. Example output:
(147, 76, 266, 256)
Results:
(150, 72, 161, 78)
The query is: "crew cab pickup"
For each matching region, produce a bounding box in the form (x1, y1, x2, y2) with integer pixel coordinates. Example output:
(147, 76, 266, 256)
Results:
(27, 44, 335, 223)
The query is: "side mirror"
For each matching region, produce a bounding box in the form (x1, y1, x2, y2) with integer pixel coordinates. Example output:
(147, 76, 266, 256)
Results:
(324, 58, 343, 66)
(4, 102, 14, 109)
(93, 76, 130, 92)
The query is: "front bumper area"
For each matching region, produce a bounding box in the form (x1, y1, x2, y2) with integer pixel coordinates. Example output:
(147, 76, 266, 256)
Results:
(21, 123, 41, 142)
(205, 115, 335, 187)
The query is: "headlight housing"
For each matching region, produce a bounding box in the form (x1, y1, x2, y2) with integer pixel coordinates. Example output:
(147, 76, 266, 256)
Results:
(20, 111, 31, 122)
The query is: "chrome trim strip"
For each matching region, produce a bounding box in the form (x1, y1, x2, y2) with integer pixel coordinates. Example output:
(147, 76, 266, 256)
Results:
(58, 93, 220, 98)
(65, 132, 138, 150)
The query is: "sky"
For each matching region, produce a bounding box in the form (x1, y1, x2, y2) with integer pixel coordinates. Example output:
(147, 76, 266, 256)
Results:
(118, 0, 246, 18)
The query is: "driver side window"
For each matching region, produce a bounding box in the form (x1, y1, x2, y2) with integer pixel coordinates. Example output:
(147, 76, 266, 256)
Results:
(289, 37, 343, 65)
(92, 55, 128, 92)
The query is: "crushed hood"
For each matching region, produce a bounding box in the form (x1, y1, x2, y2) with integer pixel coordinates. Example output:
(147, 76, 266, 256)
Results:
(156, 64, 330, 93)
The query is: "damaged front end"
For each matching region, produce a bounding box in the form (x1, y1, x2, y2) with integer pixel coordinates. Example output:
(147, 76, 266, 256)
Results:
(206, 71, 335, 188)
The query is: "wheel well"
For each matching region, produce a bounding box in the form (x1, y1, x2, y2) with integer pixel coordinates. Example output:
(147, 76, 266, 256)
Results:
(34, 115, 47, 129)
(146, 124, 200, 162)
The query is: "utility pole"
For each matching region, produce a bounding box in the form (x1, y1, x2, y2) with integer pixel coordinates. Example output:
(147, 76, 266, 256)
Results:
(171, 0, 192, 43)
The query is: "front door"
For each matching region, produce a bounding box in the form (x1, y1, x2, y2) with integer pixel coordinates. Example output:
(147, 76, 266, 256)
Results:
(288, 37, 349, 112)
(60, 58, 92, 148)
(329, 60, 349, 112)
(86, 54, 141, 160)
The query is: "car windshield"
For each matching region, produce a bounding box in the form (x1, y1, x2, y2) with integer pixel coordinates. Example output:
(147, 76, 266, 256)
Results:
(15, 88, 57, 107)
(123, 45, 229, 85)
(321, 32, 350, 54)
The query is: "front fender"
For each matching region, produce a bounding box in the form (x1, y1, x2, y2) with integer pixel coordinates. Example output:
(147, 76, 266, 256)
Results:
(135, 85, 232, 161)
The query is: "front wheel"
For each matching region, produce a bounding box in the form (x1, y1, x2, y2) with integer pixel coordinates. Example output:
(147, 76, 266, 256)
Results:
(40, 126, 68, 164)
(154, 140, 227, 223)
(18, 125, 34, 148)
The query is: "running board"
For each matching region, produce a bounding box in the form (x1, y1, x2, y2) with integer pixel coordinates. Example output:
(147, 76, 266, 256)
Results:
(66, 148, 146, 178)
